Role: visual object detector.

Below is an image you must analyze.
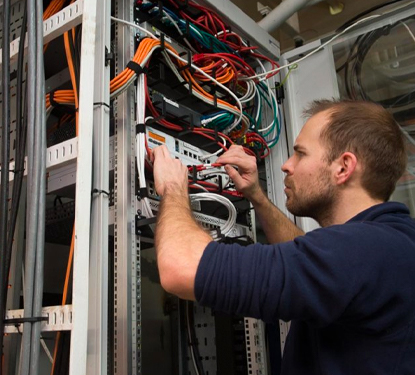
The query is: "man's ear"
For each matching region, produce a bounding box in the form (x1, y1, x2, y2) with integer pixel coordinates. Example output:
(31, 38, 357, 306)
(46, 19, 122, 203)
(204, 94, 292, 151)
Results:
(334, 152, 358, 185)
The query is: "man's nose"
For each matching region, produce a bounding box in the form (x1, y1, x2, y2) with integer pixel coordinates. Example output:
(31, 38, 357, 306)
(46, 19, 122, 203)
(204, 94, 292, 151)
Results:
(281, 157, 293, 175)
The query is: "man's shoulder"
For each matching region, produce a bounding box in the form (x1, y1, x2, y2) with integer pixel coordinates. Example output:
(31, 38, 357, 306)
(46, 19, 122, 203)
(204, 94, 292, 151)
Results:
(295, 208, 415, 259)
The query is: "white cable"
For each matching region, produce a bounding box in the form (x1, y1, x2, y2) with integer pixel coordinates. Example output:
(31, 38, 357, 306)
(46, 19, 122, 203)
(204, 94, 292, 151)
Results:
(189, 183, 209, 192)
(243, 14, 382, 81)
(400, 21, 415, 43)
(160, 50, 249, 132)
(199, 136, 227, 160)
(254, 57, 280, 132)
(40, 338, 53, 363)
(154, 7, 197, 53)
(190, 192, 236, 236)
(162, 49, 245, 130)
(135, 73, 155, 223)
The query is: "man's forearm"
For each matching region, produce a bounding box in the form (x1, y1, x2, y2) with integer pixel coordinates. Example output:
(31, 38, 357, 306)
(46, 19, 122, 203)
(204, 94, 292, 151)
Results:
(250, 188, 304, 243)
(155, 187, 212, 300)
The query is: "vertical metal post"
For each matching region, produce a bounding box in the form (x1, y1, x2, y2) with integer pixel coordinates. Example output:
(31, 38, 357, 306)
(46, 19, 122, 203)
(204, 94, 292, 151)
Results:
(69, 0, 98, 373)
(113, 0, 140, 373)
(87, 0, 111, 373)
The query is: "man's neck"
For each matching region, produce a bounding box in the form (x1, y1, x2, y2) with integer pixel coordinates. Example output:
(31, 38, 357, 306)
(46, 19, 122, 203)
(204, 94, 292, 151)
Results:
(320, 190, 383, 227)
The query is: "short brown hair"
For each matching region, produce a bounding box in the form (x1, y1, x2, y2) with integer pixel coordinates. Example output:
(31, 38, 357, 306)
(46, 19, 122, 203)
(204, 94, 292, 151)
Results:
(304, 99, 407, 201)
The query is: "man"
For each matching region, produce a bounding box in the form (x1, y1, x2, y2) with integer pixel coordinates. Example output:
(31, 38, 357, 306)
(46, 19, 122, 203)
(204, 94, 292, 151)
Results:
(152, 99, 415, 374)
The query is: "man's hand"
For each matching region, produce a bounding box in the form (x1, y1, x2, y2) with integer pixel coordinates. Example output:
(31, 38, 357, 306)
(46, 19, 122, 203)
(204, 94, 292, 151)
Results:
(152, 145, 212, 300)
(216, 145, 262, 202)
(152, 145, 188, 196)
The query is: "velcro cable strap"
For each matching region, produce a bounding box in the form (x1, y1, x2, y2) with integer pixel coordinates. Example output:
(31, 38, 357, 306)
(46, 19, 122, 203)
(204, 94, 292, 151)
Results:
(139, 188, 148, 198)
(136, 123, 145, 134)
(127, 61, 148, 75)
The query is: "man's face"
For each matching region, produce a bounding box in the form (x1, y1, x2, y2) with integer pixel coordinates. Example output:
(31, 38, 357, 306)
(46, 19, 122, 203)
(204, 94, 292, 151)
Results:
(281, 111, 337, 224)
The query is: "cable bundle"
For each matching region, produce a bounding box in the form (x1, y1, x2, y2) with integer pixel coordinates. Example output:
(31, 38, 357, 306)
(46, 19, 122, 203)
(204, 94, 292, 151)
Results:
(190, 192, 237, 237)
(337, 16, 415, 108)
(136, 74, 154, 222)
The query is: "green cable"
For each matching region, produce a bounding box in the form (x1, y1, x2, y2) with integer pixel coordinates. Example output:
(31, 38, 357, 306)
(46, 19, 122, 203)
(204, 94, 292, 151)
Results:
(277, 63, 298, 88)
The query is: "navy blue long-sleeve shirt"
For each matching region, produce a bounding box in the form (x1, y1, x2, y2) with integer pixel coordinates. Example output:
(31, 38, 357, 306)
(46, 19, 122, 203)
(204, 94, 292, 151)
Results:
(195, 202, 415, 374)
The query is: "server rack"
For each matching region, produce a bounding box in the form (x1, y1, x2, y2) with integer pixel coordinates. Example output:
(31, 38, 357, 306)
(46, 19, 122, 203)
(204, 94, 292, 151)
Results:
(0, 0, 284, 374)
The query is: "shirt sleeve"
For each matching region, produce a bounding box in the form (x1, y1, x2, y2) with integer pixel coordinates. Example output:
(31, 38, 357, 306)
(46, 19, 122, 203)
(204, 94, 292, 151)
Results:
(194, 226, 365, 326)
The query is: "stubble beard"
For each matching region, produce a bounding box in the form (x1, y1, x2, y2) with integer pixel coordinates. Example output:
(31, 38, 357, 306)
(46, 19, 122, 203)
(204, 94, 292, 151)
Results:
(285, 168, 337, 226)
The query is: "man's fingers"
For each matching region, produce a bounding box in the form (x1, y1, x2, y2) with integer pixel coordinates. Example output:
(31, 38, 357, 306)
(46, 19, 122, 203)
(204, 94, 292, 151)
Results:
(224, 165, 243, 185)
(217, 146, 256, 166)
(153, 144, 170, 161)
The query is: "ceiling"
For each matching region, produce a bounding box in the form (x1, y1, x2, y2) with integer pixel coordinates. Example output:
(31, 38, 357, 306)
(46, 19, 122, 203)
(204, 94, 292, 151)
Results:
(229, 0, 405, 51)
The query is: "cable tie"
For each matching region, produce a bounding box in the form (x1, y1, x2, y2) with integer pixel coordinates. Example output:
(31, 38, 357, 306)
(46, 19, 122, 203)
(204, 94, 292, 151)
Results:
(4, 316, 48, 325)
(1, 168, 24, 174)
(138, 187, 148, 198)
(49, 91, 59, 108)
(127, 61, 148, 76)
(136, 123, 146, 134)
(92, 188, 110, 197)
(93, 102, 110, 109)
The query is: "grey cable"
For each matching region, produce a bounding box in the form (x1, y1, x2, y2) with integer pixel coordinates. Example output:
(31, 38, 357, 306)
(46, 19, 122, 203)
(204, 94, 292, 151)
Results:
(19, 0, 38, 372)
(29, 0, 46, 371)
(0, 0, 11, 372)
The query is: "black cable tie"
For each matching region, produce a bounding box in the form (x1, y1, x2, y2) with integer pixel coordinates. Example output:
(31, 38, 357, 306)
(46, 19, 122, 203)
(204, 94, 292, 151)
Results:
(49, 91, 59, 108)
(92, 188, 110, 197)
(159, 33, 165, 52)
(127, 61, 148, 76)
(4, 316, 48, 325)
(139, 187, 148, 198)
(93, 102, 110, 109)
(178, 49, 192, 72)
(136, 123, 146, 134)
(213, 227, 223, 239)
(157, 0, 164, 19)
(2, 168, 24, 174)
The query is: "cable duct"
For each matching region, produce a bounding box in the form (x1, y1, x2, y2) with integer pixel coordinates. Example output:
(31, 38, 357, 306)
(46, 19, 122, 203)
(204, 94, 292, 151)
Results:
(257, 0, 322, 33)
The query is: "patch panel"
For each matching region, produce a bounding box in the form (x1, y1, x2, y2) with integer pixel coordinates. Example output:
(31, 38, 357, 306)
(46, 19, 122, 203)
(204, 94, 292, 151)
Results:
(146, 126, 232, 190)
(150, 90, 203, 129)
(146, 198, 254, 240)
(147, 126, 214, 163)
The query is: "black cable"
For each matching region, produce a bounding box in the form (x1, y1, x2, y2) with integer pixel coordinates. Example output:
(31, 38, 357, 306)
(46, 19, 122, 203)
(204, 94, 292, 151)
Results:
(0, 0, 12, 371)
(5, 2, 28, 313)
(346, 19, 415, 108)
